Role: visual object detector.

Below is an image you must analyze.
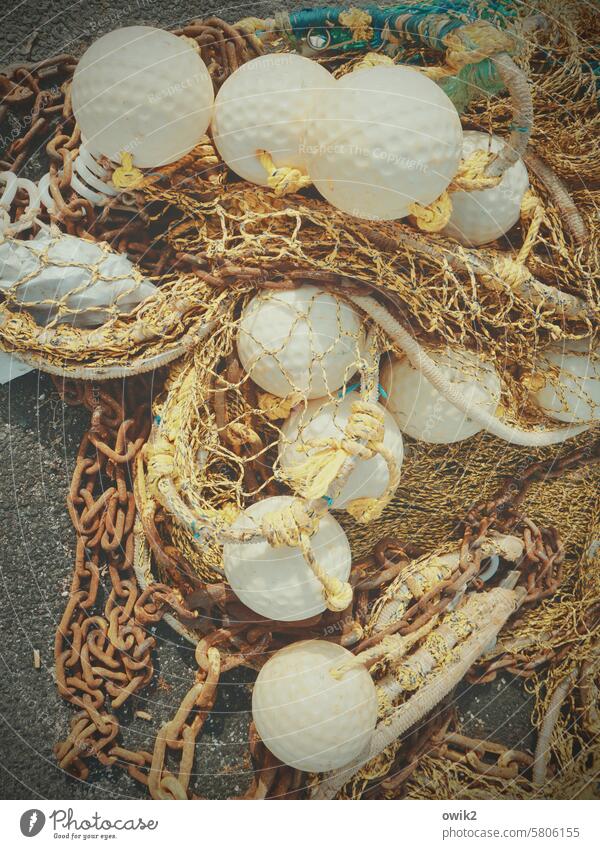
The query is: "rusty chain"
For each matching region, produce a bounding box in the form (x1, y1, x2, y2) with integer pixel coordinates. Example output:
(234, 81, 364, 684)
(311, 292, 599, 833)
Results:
(5, 21, 595, 798)
(53, 374, 407, 798)
(0, 18, 261, 275)
(52, 375, 223, 795)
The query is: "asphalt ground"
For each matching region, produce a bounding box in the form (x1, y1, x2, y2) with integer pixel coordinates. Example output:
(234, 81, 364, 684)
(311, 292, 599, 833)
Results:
(0, 0, 538, 800)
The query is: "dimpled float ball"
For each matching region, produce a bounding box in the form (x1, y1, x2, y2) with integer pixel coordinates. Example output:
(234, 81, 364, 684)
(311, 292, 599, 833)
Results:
(252, 640, 378, 771)
(71, 26, 214, 167)
(443, 131, 530, 246)
(222, 496, 351, 621)
(530, 339, 600, 424)
(381, 348, 501, 444)
(211, 53, 334, 186)
(236, 285, 363, 399)
(278, 392, 404, 509)
(304, 65, 463, 220)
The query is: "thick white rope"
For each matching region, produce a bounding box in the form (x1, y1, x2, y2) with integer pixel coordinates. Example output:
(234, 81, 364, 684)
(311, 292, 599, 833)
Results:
(348, 294, 590, 447)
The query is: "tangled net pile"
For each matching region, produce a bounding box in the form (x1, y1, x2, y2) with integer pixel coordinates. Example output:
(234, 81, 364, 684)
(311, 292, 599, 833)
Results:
(1, 0, 599, 799)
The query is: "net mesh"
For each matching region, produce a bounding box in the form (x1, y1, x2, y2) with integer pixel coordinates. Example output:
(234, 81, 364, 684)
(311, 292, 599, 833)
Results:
(134, 0, 600, 798)
(2, 0, 598, 798)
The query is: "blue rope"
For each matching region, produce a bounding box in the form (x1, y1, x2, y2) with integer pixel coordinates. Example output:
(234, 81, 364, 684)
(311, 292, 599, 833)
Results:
(286, 3, 518, 110)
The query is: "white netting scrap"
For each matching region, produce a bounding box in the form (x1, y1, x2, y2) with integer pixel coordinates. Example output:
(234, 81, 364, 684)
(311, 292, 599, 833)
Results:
(0, 228, 157, 327)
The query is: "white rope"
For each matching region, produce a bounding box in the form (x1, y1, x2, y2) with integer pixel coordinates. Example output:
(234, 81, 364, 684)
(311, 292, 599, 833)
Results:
(349, 293, 590, 447)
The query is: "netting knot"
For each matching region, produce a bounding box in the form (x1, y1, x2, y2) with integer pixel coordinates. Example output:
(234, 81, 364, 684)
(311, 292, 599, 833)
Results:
(258, 150, 311, 196)
(485, 255, 531, 291)
(258, 390, 303, 421)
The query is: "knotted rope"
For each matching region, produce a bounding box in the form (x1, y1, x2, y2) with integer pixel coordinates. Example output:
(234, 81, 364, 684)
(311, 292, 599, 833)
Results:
(409, 190, 453, 233)
(283, 399, 402, 522)
(261, 499, 353, 611)
(258, 150, 311, 196)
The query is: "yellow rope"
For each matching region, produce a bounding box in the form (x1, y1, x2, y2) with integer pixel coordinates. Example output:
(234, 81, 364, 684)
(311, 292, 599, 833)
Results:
(354, 52, 394, 70)
(443, 20, 516, 73)
(517, 190, 545, 264)
(283, 399, 401, 522)
(112, 151, 144, 189)
(409, 190, 453, 233)
(419, 21, 516, 83)
(258, 150, 311, 196)
(339, 8, 374, 42)
(261, 500, 353, 612)
(236, 17, 267, 34)
(449, 148, 502, 192)
(261, 498, 319, 547)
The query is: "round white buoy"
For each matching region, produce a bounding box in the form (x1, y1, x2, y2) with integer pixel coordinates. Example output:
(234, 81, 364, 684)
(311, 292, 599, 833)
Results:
(381, 348, 502, 443)
(71, 26, 214, 167)
(530, 338, 600, 424)
(211, 53, 334, 186)
(443, 131, 529, 246)
(222, 496, 351, 621)
(304, 65, 463, 220)
(236, 285, 364, 399)
(252, 640, 378, 772)
(278, 392, 404, 508)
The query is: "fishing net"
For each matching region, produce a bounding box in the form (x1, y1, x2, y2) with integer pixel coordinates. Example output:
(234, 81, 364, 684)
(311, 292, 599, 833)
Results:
(2, 0, 597, 799)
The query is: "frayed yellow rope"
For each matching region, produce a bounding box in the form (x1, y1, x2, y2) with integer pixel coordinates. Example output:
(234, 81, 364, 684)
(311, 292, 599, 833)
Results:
(443, 21, 516, 74)
(409, 190, 453, 233)
(419, 21, 516, 83)
(258, 150, 311, 196)
(284, 400, 402, 523)
(236, 17, 267, 34)
(261, 499, 353, 612)
(261, 499, 319, 547)
(339, 8, 374, 42)
(354, 52, 394, 70)
(518, 190, 545, 264)
(284, 400, 386, 500)
(482, 192, 546, 294)
(224, 420, 261, 449)
(449, 148, 502, 192)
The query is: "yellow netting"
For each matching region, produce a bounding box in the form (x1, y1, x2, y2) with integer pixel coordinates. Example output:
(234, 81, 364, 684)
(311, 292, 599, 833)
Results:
(0, 0, 591, 797)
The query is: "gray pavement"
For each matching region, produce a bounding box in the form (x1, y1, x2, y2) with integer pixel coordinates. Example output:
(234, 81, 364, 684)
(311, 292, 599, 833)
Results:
(0, 1, 535, 800)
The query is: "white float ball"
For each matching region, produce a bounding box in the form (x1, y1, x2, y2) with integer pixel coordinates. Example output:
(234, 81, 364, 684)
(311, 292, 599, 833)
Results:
(304, 65, 463, 221)
(72, 26, 214, 167)
(211, 53, 334, 186)
(530, 339, 600, 424)
(278, 392, 404, 508)
(443, 131, 529, 246)
(237, 285, 364, 399)
(252, 640, 378, 771)
(381, 348, 501, 443)
(222, 496, 351, 621)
